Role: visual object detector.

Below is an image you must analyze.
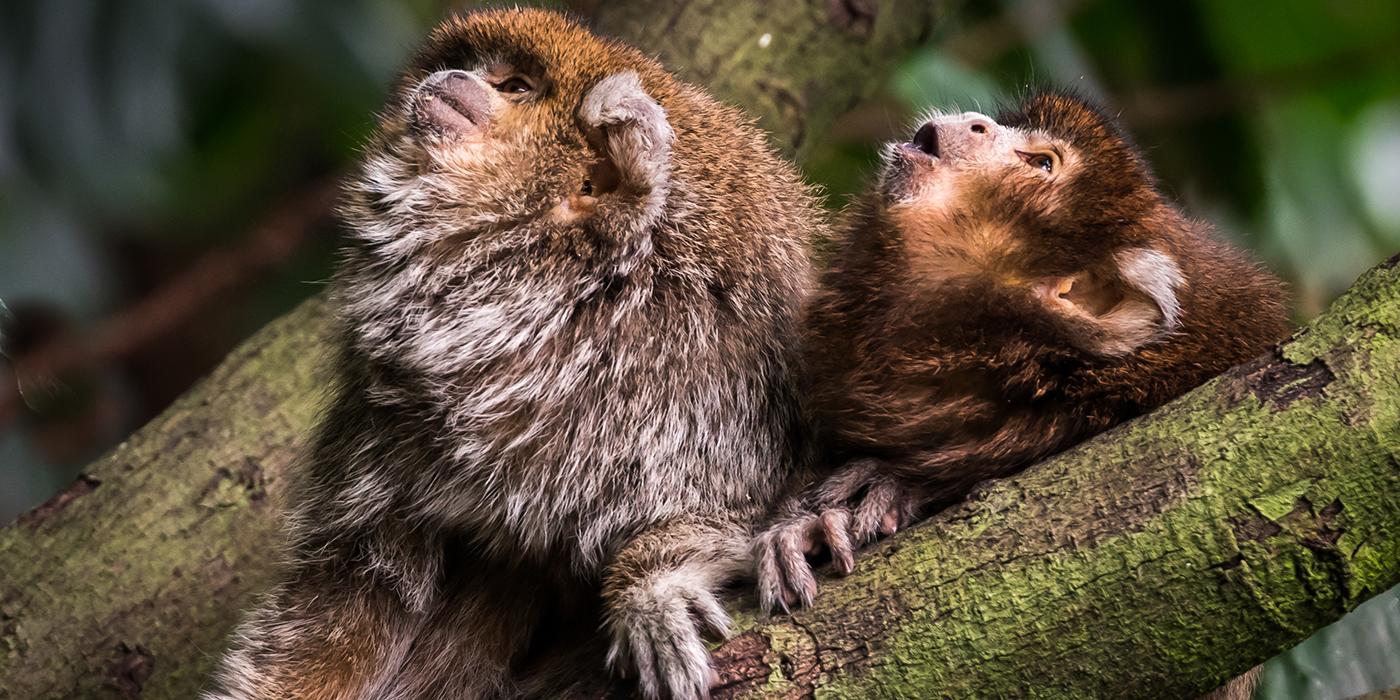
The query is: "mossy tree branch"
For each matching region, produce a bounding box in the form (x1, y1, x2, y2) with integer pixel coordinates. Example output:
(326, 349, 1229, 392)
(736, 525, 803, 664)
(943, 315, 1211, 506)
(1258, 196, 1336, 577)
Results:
(705, 255, 1400, 699)
(0, 1, 947, 698)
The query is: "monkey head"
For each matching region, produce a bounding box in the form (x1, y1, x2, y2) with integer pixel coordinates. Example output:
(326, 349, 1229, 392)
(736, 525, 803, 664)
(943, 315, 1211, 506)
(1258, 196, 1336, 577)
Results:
(335, 10, 703, 375)
(342, 9, 677, 260)
(872, 92, 1188, 358)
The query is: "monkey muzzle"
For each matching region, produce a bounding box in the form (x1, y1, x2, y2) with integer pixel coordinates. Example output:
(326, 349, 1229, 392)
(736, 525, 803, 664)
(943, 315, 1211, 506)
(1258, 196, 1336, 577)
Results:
(882, 111, 1000, 203)
(410, 69, 492, 139)
(901, 112, 998, 163)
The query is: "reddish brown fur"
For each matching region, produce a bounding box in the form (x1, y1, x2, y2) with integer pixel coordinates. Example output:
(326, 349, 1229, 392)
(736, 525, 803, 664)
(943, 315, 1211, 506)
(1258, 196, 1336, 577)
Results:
(755, 92, 1291, 611)
(811, 94, 1288, 488)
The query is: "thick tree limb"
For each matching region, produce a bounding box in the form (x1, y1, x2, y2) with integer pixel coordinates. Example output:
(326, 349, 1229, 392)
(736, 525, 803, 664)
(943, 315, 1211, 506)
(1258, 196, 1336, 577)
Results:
(0, 2, 946, 698)
(706, 255, 1400, 699)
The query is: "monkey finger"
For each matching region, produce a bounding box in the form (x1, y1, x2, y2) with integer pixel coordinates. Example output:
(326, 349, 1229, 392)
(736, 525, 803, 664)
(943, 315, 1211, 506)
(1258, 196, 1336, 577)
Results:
(819, 508, 855, 575)
(780, 584, 802, 613)
(879, 508, 901, 536)
(656, 596, 713, 700)
(605, 636, 623, 673)
(887, 489, 926, 535)
(671, 638, 713, 700)
(788, 516, 824, 557)
(636, 628, 665, 700)
(753, 530, 792, 613)
(851, 478, 899, 543)
(878, 507, 912, 536)
(775, 526, 819, 609)
(814, 458, 883, 503)
(685, 588, 732, 639)
(756, 526, 800, 613)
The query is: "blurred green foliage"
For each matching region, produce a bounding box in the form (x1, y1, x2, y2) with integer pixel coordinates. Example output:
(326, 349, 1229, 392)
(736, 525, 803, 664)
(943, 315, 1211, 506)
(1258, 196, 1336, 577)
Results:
(0, 1, 1395, 698)
(0, 0, 447, 515)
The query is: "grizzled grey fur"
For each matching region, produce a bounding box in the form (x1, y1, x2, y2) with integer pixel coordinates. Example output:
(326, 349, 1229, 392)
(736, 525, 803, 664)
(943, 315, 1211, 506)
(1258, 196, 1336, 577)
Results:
(206, 9, 819, 700)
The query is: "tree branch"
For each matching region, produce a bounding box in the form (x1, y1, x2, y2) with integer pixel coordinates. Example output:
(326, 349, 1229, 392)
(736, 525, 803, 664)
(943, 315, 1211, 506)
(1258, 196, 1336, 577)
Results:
(0, 2, 946, 698)
(702, 254, 1400, 698)
(590, 0, 944, 159)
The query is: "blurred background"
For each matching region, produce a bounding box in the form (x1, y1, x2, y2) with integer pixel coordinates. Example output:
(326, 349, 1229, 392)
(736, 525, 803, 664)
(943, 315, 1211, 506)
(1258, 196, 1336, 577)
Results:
(0, 1, 1396, 697)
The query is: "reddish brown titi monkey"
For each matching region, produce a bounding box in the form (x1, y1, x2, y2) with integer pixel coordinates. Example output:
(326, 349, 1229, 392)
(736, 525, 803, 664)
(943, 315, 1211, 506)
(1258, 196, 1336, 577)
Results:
(754, 91, 1290, 612)
(205, 9, 820, 700)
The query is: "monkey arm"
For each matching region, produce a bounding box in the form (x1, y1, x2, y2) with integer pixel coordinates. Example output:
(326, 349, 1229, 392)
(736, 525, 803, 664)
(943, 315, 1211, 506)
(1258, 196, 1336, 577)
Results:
(600, 513, 754, 700)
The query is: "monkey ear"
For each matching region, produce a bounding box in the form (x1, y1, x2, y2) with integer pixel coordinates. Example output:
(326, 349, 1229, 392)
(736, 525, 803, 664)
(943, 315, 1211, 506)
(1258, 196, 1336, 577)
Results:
(1114, 247, 1184, 328)
(1038, 247, 1184, 356)
(579, 72, 675, 201)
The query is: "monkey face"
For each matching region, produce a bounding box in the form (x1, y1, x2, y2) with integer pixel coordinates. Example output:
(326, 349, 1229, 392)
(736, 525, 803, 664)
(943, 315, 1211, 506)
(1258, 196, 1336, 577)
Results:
(873, 92, 1186, 358)
(880, 94, 1155, 229)
(878, 110, 1036, 207)
(343, 10, 677, 252)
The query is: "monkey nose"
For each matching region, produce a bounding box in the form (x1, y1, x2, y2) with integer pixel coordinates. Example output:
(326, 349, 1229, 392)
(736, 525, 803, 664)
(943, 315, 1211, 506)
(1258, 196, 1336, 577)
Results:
(411, 69, 492, 139)
(911, 122, 939, 157)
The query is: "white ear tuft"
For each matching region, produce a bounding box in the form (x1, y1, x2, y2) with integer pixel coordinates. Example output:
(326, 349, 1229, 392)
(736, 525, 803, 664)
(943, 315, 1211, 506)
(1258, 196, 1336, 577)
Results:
(1115, 247, 1184, 331)
(580, 72, 653, 127)
(1046, 247, 1186, 356)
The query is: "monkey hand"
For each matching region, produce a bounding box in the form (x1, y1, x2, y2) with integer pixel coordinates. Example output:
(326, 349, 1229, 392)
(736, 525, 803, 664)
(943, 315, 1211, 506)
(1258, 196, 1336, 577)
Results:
(754, 459, 923, 612)
(605, 569, 730, 700)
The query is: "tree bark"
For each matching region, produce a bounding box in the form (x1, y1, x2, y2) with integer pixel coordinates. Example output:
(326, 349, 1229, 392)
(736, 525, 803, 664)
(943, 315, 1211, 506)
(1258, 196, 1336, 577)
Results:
(0, 2, 946, 699)
(705, 254, 1400, 699)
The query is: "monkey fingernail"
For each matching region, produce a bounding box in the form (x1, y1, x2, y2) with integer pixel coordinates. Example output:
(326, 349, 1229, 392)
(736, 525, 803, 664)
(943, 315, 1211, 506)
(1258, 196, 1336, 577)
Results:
(835, 549, 855, 575)
(780, 589, 798, 612)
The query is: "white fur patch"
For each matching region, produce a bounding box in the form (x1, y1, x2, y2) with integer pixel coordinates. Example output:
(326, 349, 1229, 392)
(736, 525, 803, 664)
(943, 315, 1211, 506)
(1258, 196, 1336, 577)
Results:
(1116, 247, 1184, 330)
(1080, 247, 1185, 355)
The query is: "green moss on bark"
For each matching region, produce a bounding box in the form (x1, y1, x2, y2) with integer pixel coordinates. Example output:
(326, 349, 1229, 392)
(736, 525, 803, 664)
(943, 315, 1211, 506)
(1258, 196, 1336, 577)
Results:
(0, 298, 333, 699)
(710, 259, 1400, 699)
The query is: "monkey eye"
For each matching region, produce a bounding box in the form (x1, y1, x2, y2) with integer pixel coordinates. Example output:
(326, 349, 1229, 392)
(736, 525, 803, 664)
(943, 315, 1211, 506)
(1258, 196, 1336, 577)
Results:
(1018, 150, 1055, 174)
(492, 76, 534, 95)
